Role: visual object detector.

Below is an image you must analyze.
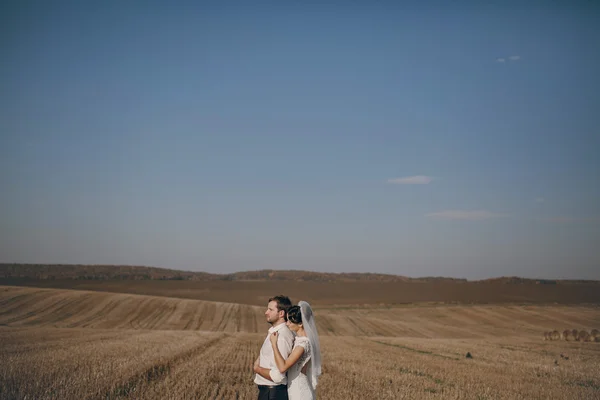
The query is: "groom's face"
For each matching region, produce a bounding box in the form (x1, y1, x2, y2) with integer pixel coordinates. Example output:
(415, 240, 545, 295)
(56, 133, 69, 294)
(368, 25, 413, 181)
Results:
(265, 301, 282, 324)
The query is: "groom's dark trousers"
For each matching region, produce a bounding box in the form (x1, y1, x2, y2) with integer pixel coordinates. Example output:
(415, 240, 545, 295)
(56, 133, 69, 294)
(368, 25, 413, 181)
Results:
(258, 384, 289, 400)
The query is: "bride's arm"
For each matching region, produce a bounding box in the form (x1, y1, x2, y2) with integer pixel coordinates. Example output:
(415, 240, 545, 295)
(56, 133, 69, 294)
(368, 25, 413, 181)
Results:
(270, 333, 304, 374)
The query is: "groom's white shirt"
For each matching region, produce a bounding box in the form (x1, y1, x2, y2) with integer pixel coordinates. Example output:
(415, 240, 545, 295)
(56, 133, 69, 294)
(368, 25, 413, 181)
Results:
(254, 322, 295, 386)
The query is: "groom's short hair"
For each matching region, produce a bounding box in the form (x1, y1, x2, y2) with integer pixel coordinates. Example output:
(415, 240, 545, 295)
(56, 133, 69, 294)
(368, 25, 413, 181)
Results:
(269, 295, 292, 320)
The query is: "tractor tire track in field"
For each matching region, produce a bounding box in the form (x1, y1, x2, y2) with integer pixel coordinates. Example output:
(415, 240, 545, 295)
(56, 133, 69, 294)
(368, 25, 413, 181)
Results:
(368, 338, 460, 361)
(0, 289, 64, 323)
(0, 287, 266, 333)
(2, 286, 599, 339)
(0, 293, 31, 312)
(104, 334, 230, 399)
(66, 298, 123, 328)
(122, 334, 262, 400)
(1, 328, 156, 356)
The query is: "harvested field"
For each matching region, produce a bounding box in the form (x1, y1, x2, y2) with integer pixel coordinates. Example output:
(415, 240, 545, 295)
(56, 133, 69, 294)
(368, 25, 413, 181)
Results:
(0, 286, 264, 332)
(2, 328, 600, 399)
(1, 285, 599, 399)
(2, 286, 600, 337)
(319, 335, 600, 399)
(0, 327, 228, 399)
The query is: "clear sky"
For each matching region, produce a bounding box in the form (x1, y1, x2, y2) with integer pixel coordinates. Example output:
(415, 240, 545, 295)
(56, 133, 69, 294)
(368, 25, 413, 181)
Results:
(1, 1, 599, 279)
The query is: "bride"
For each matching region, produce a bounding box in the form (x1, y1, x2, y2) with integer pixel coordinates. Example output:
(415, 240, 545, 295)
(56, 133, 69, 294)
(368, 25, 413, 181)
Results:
(269, 301, 322, 400)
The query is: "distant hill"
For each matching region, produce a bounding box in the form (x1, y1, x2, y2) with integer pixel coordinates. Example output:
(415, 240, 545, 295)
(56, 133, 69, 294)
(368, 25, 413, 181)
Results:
(0, 263, 216, 281)
(227, 269, 418, 282)
(0, 263, 452, 283)
(2, 264, 600, 305)
(0, 263, 597, 284)
(478, 276, 600, 285)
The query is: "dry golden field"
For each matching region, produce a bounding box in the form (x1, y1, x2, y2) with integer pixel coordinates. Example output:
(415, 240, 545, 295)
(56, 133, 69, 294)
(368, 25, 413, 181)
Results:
(1, 285, 600, 399)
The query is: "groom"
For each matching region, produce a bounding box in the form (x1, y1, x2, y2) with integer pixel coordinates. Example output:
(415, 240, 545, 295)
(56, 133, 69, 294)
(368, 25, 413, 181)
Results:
(253, 295, 295, 400)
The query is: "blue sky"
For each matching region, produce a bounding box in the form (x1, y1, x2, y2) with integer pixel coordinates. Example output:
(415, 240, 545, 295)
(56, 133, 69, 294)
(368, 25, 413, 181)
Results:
(1, 1, 599, 279)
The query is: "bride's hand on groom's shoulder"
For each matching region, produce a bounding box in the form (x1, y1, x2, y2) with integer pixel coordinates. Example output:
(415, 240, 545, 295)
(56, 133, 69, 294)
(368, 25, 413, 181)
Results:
(269, 332, 278, 345)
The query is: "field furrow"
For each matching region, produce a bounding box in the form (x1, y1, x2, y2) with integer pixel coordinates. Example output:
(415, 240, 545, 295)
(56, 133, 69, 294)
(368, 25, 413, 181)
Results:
(105, 334, 231, 399)
(318, 336, 600, 399)
(0, 328, 222, 400)
(2, 286, 599, 338)
(121, 334, 263, 399)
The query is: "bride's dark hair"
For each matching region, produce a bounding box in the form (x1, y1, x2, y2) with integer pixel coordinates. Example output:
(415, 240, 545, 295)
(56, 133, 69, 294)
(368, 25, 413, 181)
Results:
(287, 305, 302, 324)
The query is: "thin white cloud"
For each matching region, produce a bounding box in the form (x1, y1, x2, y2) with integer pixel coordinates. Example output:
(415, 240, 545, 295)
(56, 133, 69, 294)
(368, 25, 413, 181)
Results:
(535, 216, 600, 224)
(537, 216, 575, 223)
(534, 197, 545, 203)
(387, 175, 434, 185)
(496, 55, 520, 63)
(425, 210, 509, 221)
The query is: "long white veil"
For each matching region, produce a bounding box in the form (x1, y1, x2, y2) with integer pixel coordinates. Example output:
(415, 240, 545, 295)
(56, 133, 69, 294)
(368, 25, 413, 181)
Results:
(298, 301, 321, 390)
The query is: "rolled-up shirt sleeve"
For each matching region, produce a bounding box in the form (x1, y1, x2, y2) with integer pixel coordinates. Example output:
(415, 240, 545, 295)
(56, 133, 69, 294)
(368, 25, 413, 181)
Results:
(269, 368, 285, 383)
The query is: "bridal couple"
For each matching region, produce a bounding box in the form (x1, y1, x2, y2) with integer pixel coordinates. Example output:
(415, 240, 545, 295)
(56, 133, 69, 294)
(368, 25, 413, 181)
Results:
(253, 295, 322, 400)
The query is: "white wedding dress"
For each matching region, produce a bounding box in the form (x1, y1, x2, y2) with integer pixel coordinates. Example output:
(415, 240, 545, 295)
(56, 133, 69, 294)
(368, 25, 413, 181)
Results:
(287, 336, 315, 400)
